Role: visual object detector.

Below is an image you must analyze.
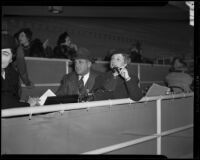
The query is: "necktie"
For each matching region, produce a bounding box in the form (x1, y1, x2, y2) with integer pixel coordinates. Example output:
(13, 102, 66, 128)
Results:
(78, 76, 85, 95)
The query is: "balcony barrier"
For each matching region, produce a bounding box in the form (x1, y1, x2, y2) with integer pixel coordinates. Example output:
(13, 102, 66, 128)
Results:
(1, 93, 193, 158)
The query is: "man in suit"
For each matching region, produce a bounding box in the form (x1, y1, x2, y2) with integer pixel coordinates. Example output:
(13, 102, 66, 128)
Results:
(56, 47, 100, 101)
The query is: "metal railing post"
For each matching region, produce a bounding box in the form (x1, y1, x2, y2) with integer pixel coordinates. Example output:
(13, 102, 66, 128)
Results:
(156, 98, 162, 155)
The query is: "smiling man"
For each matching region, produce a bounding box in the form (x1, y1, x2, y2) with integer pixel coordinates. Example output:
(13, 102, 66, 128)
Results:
(56, 47, 100, 101)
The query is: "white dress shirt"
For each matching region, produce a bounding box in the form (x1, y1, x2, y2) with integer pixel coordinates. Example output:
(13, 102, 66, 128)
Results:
(79, 72, 90, 86)
(1, 70, 5, 79)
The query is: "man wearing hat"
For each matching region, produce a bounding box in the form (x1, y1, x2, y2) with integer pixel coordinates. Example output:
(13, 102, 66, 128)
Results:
(1, 34, 39, 109)
(56, 47, 100, 101)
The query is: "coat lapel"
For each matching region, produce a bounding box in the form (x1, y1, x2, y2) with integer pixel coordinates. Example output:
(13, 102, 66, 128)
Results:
(68, 73, 79, 95)
(85, 71, 96, 92)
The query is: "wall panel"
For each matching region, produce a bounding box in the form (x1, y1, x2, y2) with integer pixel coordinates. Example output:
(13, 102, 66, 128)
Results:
(140, 64, 170, 81)
(25, 58, 67, 84)
(3, 16, 192, 59)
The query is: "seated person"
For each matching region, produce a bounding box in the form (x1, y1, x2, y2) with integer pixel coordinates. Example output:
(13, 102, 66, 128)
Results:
(104, 48, 117, 61)
(128, 43, 143, 63)
(1, 34, 39, 109)
(13, 28, 53, 87)
(53, 32, 78, 60)
(13, 28, 39, 87)
(165, 57, 193, 93)
(14, 28, 52, 57)
(56, 47, 100, 101)
(91, 49, 143, 101)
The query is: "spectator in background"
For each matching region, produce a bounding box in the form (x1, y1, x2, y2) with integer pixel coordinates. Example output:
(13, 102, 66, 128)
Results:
(91, 49, 143, 101)
(13, 28, 34, 88)
(56, 47, 100, 101)
(128, 42, 142, 63)
(165, 57, 193, 93)
(128, 42, 153, 64)
(14, 28, 52, 57)
(42, 38, 54, 58)
(13, 28, 53, 87)
(53, 32, 78, 60)
(1, 34, 39, 109)
(104, 48, 117, 61)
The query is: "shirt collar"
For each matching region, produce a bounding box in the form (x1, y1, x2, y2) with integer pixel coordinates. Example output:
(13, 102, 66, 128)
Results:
(79, 72, 90, 86)
(1, 70, 5, 79)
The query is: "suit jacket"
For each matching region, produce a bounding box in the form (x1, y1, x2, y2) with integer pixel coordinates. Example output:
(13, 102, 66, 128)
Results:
(1, 65, 29, 109)
(56, 70, 100, 96)
(92, 69, 143, 101)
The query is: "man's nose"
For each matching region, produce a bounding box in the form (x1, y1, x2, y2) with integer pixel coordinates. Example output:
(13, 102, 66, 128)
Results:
(75, 64, 81, 68)
(111, 61, 116, 65)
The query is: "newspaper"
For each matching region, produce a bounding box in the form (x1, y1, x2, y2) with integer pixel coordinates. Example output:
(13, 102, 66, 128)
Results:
(39, 89, 56, 106)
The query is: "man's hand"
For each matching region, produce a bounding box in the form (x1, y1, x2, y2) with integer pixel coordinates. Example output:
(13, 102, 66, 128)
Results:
(43, 39, 49, 49)
(27, 97, 41, 106)
(26, 81, 35, 89)
(69, 43, 78, 51)
(112, 71, 119, 77)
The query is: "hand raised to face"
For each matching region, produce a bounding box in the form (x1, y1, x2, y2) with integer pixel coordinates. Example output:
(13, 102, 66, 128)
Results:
(118, 67, 131, 81)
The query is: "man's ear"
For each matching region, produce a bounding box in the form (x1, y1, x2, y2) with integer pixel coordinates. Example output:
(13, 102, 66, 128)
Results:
(88, 61, 92, 68)
(9, 55, 13, 63)
(9, 58, 13, 63)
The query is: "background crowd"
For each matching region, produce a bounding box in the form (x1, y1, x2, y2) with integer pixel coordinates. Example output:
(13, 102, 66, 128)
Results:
(1, 27, 194, 109)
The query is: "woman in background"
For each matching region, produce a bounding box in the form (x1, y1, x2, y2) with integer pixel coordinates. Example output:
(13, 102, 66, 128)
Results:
(53, 32, 78, 60)
(165, 57, 193, 93)
(13, 28, 53, 87)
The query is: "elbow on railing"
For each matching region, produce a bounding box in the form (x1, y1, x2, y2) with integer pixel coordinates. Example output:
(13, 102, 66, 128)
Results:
(129, 88, 144, 101)
(130, 94, 143, 101)
(1, 92, 194, 118)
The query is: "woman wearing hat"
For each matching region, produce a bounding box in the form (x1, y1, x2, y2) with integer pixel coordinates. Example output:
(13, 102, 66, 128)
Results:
(14, 28, 53, 87)
(91, 49, 143, 101)
(53, 32, 78, 60)
(1, 34, 39, 109)
(165, 57, 193, 93)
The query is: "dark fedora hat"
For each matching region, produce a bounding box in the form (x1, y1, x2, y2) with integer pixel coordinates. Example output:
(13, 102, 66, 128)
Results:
(14, 28, 33, 40)
(1, 34, 16, 50)
(74, 47, 94, 62)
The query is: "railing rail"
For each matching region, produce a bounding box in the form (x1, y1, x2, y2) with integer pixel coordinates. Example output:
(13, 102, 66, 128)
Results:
(20, 80, 165, 88)
(82, 124, 193, 154)
(2, 92, 193, 118)
(24, 57, 170, 67)
(82, 94, 193, 155)
(1, 92, 193, 156)
(83, 134, 158, 154)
